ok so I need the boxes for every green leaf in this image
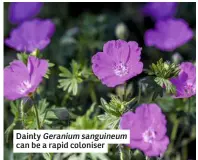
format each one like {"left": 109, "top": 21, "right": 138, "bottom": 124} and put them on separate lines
{"left": 98, "top": 113, "right": 120, "bottom": 129}
{"left": 147, "top": 58, "right": 180, "bottom": 79}
{"left": 23, "top": 99, "right": 55, "bottom": 129}
{"left": 10, "top": 100, "right": 20, "bottom": 117}
{"left": 44, "top": 60, "right": 55, "bottom": 79}
{"left": 90, "top": 153, "right": 110, "bottom": 160}
{"left": 59, "top": 66, "right": 72, "bottom": 77}
{"left": 50, "top": 108, "right": 70, "bottom": 120}
{"left": 119, "top": 145, "right": 131, "bottom": 160}
{"left": 154, "top": 77, "right": 176, "bottom": 94}
{"left": 16, "top": 53, "right": 28, "bottom": 64}
{"left": 99, "top": 96, "right": 131, "bottom": 117}
{"left": 42, "top": 153, "right": 53, "bottom": 160}
{"left": 58, "top": 60, "right": 91, "bottom": 96}
{"left": 70, "top": 103, "right": 107, "bottom": 129}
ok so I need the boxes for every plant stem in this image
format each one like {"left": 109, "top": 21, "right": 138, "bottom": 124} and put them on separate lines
{"left": 171, "top": 118, "right": 179, "bottom": 142}
{"left": 28, "top": 153, "right": 32, "bottom": 160}
{"left": 123, "top": 83, "right": 127, "bottom": 101}
{"left": 145, "top": 156, "right": 150, "bottom": 160}
{"left": 34, "top": 104, "right": 40, "bottom": 129}
{"left": 20, "top": 100, "right": 24, "bottom": 127}
{"left": 61, "top": 93, "right": 70, "bottom": 106}
{"left": 187, "top": 97, "right": 191, "bottom": 114}
{"left": 137, "top": 83, "right": 142, "bottom": 103}
{"left": 89, "top": 83, "right": 97, "bottom": 103}
{"left": 125, "top": 97, "right": 137, "bottom": 106}
{"left": 119, "top": 145, "right": 131, "bottom": 160}
{"left": 5, "top": 119, "right": 18, "bottom": 143}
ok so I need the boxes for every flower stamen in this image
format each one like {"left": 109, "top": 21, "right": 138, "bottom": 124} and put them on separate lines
{"left": 17, "top": 80, "right": 32, "bottom": 94}
{"left": 142, "top": 128, "right": 156, "bottom": 143}
{"left": 114, "top": 62, "right": 129, "bottom": 77}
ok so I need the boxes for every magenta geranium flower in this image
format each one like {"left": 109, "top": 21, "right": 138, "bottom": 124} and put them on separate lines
{"left": 144, "top": 18, "right": 193, "bottom": 51}
{"left": 171, "top": 62, "right": 196, "bottom": 98}
{"left": 4, "top": 56, "right": 48, "bottom": 100}
{"left": 142, "top": 2, "right": 177, "bottom": 21}
{"left": 5, "top": 18, "right": 55, "bottom": 53}
{"left": 9, "top": 2, "right": 43, "bottom": 24}
{"left": 91, "top": 40, "right": 143, "bottom": 87}
{"left": 120, "top": 104, "right": 169, "bottom": 157}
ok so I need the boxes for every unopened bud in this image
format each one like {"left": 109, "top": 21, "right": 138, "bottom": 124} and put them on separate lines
{"left": 30, "top": 49, "right": 39, "bottom": 57}
{"left": 171, "top": 52, "right": 183, "bottom": 64}
{"left": 115, "top": 23, "right": 129, "bottom": 40}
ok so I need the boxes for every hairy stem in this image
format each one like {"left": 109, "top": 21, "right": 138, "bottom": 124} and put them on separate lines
{"left": 34, "top": 104, "right": 41, "bottom": 129}
{"left": 20, "top": 100, "right": 24, "bottom": 127}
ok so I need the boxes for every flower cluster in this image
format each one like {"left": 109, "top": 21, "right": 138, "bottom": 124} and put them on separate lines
{"left": 91, "top": 38, "right": 195, "bottom": 157}
{"left": 5, "top": 2, "right": 55, "bottom": 53}
{"left": 4, "top": 3, "right": 52, "bottom": 100}
{"left": 4, "top": 2, "right": 196, "bottom": 160}
{"left": 143, "top": 2, "right": 193, "bottom": 52}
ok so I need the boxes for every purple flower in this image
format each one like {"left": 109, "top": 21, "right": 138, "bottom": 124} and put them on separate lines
{"left": 171, "top": 62, "right": 196, "bottom": 98}
{"left": 142, "top": 2, "right": 177, "bottom": 21}
{"left": 9, "top": 2, "right": 43, "bottom": 24}
{"left": 144, "top": 19, "right": 193, "bottom": 51}
{"left": 120, "top": 104, "right": 169, "bottom": 157}
{"left": 5, "top": 18, "right": 55, "bottom": 53}
{"left": 91, "top": 40, "right": 143, "bottom": 87}
{"left": 4, "top": 56, "right": 48, "bottom": 100}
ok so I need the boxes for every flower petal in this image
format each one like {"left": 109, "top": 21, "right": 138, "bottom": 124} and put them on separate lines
{"left": 27, "top": 56, "right": 48, "bottom": 89}
{"left": 4, "top": 60, "right": 30, "bottom": 100}
{"left": 9, "top": 2, "right": 43, "bottom": 24}
{"left": 144, "top": 136, "right": 169, "bottom": 157}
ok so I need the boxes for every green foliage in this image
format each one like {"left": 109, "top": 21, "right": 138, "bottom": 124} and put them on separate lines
{"left": 61, "top": 153, "right": 109, "bottom": 160}
{"left": 99, "top": 96, "right": 136, "bottom": 117}
{"left": 21, "top": 99, "right": 60, "bottom": 129}
{"left": 139, "top": 77, "right": 164, "bottom": 102}
{"left": 146, "top": 58, "right": 180, "bottom": 94}
{"left": 69, "top": 103, "right": 107, "bottom": 129}
{"left": 42, "top": 153, "right": 53, "bottom": 160}
{"left": 44, "top": 61, "right": 55, "bottom": 79}
{"left": 98, "top": 113, "right": 120, "bottom": 129}
{"left": 147, "top": 58, "right": 180, "bottom": 78}
{"left": 155, "top": 77, "right": 176, "bottom": 94}
{"left": 5, "top": 100, "right": 21, "bottom": 142}
{"left": 58, "top": 60, "right": 93, "bottom": 95}
{"left": 4, "top": 2, "right": 196, "bottom": 160}
{"left": 16, "top": 52, "right": 29, "bottom": 64}
{"left": 98, "top": 96, "right": 136, "bottom": 129}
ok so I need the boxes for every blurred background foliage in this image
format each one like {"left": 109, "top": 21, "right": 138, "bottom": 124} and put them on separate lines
{"left": 4, "top": 2, "right": 196, "bottom": 160}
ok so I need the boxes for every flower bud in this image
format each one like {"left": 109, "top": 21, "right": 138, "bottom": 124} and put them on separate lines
{"left": 30, "top": 49, "right": 40, "bottom": 57}
{"left": 115, "top": 23, "right": 129, "bottom": 40}
{"left": 171, "top": 52, "right": 183, "bottom": 64}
